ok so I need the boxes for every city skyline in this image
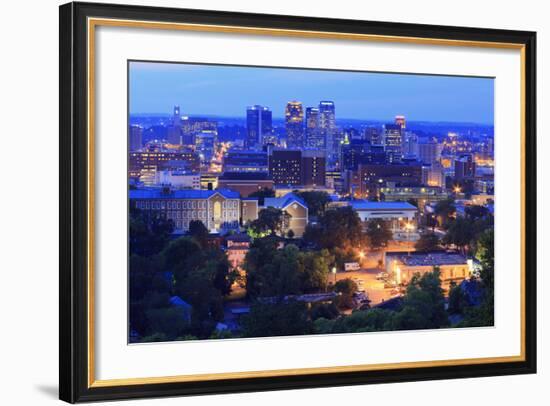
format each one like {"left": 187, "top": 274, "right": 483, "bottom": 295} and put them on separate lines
{"left": 129, "top": 61, "right": 495, "bottom": 124}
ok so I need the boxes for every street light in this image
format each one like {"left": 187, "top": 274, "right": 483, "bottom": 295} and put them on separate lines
{"left": 332, "top": 266, "right": 337, "bottom": 285}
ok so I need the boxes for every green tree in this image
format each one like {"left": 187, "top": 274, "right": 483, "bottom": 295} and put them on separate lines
{"left": 250, "top": 207, "right": 290, "bottom": 236}
{"left": 390, "top": 269, "right": 449, "bottom": 330}
{"left": 295, "top": 191, "right": 331, "bottom": 217}
{"left": 299, "top": 249, "right": 333, "bottom": 293}
{"left": 415, "top": 231, "right": 440, "bottom": 252}
{"left": 129, "top": 207, "right": 174, "bottom": 256}
{"left": 460, "top": 229, "right": 494, "bottom": 327}
{"left": 447, "top": 281, "right": 467, "bottom": 315}
{"left": 334, "top": 278, "right": 358, "bottom": 309}
{"left": 434, "top": 198, "right": 456, "bottom": 228}
{"left": 188, "top": 219, "right": 209, "bottom": 248}
{"left": 443, "top": 217, "right": 475, "bottom": 253}
{"left": 304, "top": 206, "right": 364, "bottom": 250}
{"left": 241, "top": 300, "right": 312, "bottom": 338}
{"left": 365, "top": 219, "right": 393, "bottom": 249}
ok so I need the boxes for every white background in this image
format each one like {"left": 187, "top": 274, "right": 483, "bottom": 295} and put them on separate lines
{"left": 95, "top": 24, "right": 521, "bottom": 380}
{"left": 0, "top": 0, "right": 546, "bottom": 405}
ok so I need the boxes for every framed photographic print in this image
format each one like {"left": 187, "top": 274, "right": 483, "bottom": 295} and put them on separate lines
{"left": 59, "top": 1, "right": 537, "bottom": 403}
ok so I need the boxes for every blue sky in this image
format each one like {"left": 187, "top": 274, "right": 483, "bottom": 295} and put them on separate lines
{"left": 129, "top": 61, "right": 494, "bottom": 124}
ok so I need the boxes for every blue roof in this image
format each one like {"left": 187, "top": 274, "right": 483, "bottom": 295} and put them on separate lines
{"left": 129, "top": 188, "right": 240, "bottom": 200}
{"left": 264, "top": 193, "right": 307, "bottom": 209}
{"left": 350, "top": 201, "right": 417, "bottom": 211}
{"left": 170, "top": 296, "right": 192, "bottom": 309}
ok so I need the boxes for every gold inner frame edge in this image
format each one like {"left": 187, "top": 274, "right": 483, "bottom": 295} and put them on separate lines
{"left": 86, "top": 17, "right": 527, "bottom": 388}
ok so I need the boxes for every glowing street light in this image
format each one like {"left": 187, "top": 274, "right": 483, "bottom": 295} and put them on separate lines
{"left": 332, "top": 266, "right": 337, "bottom": 285}
{"left": 453, "top": 185, "right": 462, "bottom": 194}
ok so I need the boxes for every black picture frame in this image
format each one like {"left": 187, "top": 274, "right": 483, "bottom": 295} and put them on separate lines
{"left": 60, "top": 1, "right": 537, "bottom": 403}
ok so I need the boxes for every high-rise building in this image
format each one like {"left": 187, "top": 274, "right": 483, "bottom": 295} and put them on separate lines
{"left": 454, "top": 154, "right": 476, "bottom": 180}
{"left": 195, "top": 130, "right": 216, "bottom": 163}
{"left": 301, "top": 150, "right": 326, "bottom": 187}
{"left": 173, "top": 105, "right": 181, "bottom": 126}
{"left": 341, "top": 139, "right": 371, "bottom": 171}
{"left": 395, "top": 115, "right": 406, "bottom": 129}
{"left": 129, "top": 125, "right": 143, "bottom": 152}
{"left": 268, "top": 149, "right": 326, "bottom": 187}
{"left": 285, "top": 101, "right": 304, "bottom": 148}
{"left": 384, "top": 124, "right": 403, "bottom": 163}
{"left": 269, "top": 149, "right": 302, "bottom": 186}
{"left": 319, "top": 101, "right": 336, "bottom": 153}
{"left": 358, "top": 162, "right": 423, "bottom": 197}
{"left": 402, "top": 131, "right": 419, "bottom": 157}
{"left": 305, "top": 107, "right": 322, "bottom": 148}
{"left": 365, "top": 127, "right": 382, "bottom": 145}
{"left": 418, "top": 140, "right": 442, "bottom": 165}
{"left": 246, "top": 105, "right": 272, "bottom": 149}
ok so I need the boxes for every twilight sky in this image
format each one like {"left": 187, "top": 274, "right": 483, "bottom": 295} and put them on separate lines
{"left": 129, "top": 61, "right": 494, "bottom": 124}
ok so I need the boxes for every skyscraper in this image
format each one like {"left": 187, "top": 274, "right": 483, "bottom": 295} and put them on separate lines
{"left": 173, "top": 105, "right": 182, "bottom": 126}
{"left": 365, "top": 127, "right": 382, "bottom": 145}
{"left": 285, "top": 101, "right": 304, "bottom": 148}
{"left": 395, "top": 115, "right": 406, "bottom": 130}
{"left": 319, "top": 101, "right": 336, "bottom": 153}
{"left": 418, "top": 140, "right": 442, "bottom": 165}
{"left": 454, "top": 154, "right": 476, "bottom": 180}
{"left": 246, "top": 105, "right": 272, "bottom": 149}
{"left": 129, "top": 125, "right": 143, "bottom": 152}
{"left": 305, "top": 107, "right": 322, "bottom": 148}
{"left": 384, "top": 124, "right": 403, "bottom": 163}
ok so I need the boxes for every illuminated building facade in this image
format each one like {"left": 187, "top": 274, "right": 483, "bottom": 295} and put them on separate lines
{"left": 285, "top": 101, "right": 304, "bottom": 148}
{"left": 383, "top": 124, "right": 403, "bottom": 163}
{"left": 129, "top": 125, "right": 143, "bottom": 152}
{"left": 130, "top": 189, "right": 248, "bottom": 233}
{"left": 305, "top": 107, "right": 323, "bottom": 148}
{"left": 246, "top": 105, "right": 272, "bottom": 149}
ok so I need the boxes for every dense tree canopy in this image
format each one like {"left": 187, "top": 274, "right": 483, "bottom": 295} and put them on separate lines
{"left": 129, "top": 208, "right": 174, "bottom": 256}
{"left": 247, "top": 187, "right": 275, "bottom": 205}
{"left": 303, "top": 206, "right": 364, "bottom": 250}
{"left": 294, "top": 191, "right": 331, "bottom": 217}
{"left": 365, "top": 219, "right": 393, "bottom": 249}
{"left": 249, "top": 207, "right": 290, "bottom": 237}
{"left": 415, "top": 231, "right": 441, "bottom": 252}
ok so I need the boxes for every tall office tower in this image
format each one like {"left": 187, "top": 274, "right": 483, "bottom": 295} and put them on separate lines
{"left": 129, "top": 125, "right": 143, "bottom": 152}
{"left": 285, "top": 101, "right": 304, "bottom": 148}
{"left": 395, "top": 115, "right": 406, "bottom": 129}
{"left": 319, "top": 101, "right": 336, "bottom": 153}
{"left": 173, "top": 105, "right": 181, "bottom": 126}
{"left": 383, "top": 123, "right": 403, "bottom": 163}
{"left": 301, "top": 150, "right": 326, "bottom": 187}
{"left": 195, "top": 130, "right": 217, "bottom": 163}
{"left": 454, "top": 154, "right": 476, "bottom": 180}
{"left": 365, "top": 127, "right": 383, "bottom": 145}
{"left": 417, "top": 139, "right": 442, "bottom": 165}
{"left": 305, "top": 107, "right": 323, "bottom": 148}
{"left": 402, "top": 131, "right": 419, "bottom": 157}
{"left": 269, "top": 149, "right": 302, "bottom": 186}
{"left": 341, "top": 139, "right": 371, "bottom": 171}
{"left": 246, "top": 105, "right": 272, "bottom": 149}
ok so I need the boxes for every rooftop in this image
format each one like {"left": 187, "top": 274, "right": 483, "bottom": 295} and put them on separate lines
{"left": 129, "top": 188, "right": 240, "bottom": 200}
{"left": 350, "top": 201, "right": 417, "bottom": 211}
{"left": 219, "top": 172, "right": 272, "bottom": 181}
{"left": 386, "top": 250, "right": 468, "bottom": 266}
{"left": 264, "top": 192, "right": 307, "bottom": 209}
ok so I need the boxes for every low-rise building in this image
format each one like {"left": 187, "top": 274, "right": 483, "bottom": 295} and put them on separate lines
{"left": 348, "top": 201, "right": 418, "bottom": 234}
{"left": 384, "top": 250, "right": 473, "bottom": 291}
{"left": 225, "top": 233, "right": 251, "bottom": 270}
{"left": 263, "top": 193, "right": 309, "bottom": 237}
{"left": 155, "top": 170, "right": 201, "bottom": 189}
{"left": 130, "top": 188, "right": 254, "bottom": 234}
